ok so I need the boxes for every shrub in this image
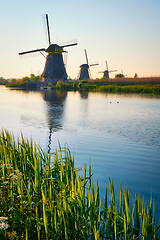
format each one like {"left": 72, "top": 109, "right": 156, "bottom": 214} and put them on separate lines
{"left": 78, "top": 82, "right": 82, "bottom": 88}
{"left": 56, "top": 80, "right": 64, "bottom": 89}
{"left": 115, "top": 73, "right": 125, "bottom": 78}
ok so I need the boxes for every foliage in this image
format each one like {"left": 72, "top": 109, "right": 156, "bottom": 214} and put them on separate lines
{"left": 6, "top": 75, "right": 42, "bottom": 88}
{"left": 134, "top": 73, "right": 138, "bottom": 78}
{"left": 54, "top": 80, "right": 160, "bottom": 94}
{"left": 6, "top": 82, "right": 26, "bottom": 88}
{"left": 80, "top": 80, "right": 88, "bottom": 83}
{"left": 29, "top": 75, "right": 42, "bottom": 82}
{"left": 11, "top": 79, "right": 17, "bottom": 83}
{"left": 5, "top": 74, "right": 160, "bottom": 93}
{"left": 0, "top": 129, "right": 159, "bottom": 239}
{"left": 78, "top": 82, "right": 82, "bottom": 88}
{"left": 21, "top": 76, "right": 29, "bottom": 82}
{"left": 0, "top": 78, "right": 8, "bottom": 85}
{"left": 115, "top": 73, "right": 125, "bottom": 78}
{"left": 72, "top": 82, "right": 77, "bottom": 90}
{"left": 56, "top": 80, "right": 65, "bottom": 89}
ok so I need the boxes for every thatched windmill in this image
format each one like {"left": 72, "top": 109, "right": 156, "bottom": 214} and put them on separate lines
{"left": 78, "top": 49, "right": 98, "bottom": 80}
{"left": 19, "top": 14, "right": 77, "bottom": 82}
{"left": 99, "top": 61, "right": 117, "bottom": 78}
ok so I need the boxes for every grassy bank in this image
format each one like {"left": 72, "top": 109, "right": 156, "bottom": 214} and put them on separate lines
{"left": 55, "top": 80, "right": 160, "bottom": 94}
{"left": 5, "top": 77, "right": 160, "bottom": 94}
{"left": 0, "top": 129, "right": 159, "bottom": 239}
{"left": 5, "top": 75, "right": 42, "bottom": 89}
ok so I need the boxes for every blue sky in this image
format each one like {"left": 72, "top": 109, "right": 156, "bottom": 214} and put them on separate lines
{"left": 0, "top": 0, "right": 160, "bottom": 79}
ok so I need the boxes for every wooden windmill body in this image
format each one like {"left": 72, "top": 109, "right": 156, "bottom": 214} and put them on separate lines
{"left": 19, "top": 14, "right": 77, "bottom": 82}
{"left": 78, "top": 49, "right": 98, "bottom": 80}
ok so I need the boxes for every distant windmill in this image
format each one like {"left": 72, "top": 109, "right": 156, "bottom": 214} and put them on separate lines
{"left": 19, "top": 14, "right": 77, "bottom": 81}
{"left": 121, "top": 69, "right": 127, "bottom": 77}
{"left": 78, "top": 49, "right": 98, "bottom": 80}
{"left": 99, "top": 61, "right": 117, "bottom": 78}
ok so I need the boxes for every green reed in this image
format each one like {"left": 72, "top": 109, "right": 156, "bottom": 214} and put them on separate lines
{"left": 0, "top": 129, "right": 159, "bottom": 239}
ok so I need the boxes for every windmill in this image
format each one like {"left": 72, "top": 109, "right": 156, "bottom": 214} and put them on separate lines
{"left": 19, "top": 14, "right": 77, "bottom": 82}
{"left": 121, "top": 69, "right": 127, "bottom": 77}
{"left": 99, "top": 61, "right": 117, "bottom": 78}
{"left": 78, "top": 49, "right": 98, "bottom": 80}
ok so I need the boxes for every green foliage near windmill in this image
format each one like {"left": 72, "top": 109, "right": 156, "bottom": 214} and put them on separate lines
{"left": 115, "top": 73, "right": 125, "bottom": 78}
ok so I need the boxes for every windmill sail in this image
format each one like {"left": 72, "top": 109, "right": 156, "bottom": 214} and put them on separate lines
{"left": 19, "top": 48, "right": 45, "bottom": 55}
{"left": 46, "top": 14, "right": 51, "bottom": 45}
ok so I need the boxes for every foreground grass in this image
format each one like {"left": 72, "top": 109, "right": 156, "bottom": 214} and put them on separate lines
{"left": 0, "top": 130, "right": 159, "bottom": 239}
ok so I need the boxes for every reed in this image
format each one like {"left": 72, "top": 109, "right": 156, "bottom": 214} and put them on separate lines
{"left": 55, "top": 81, "right": 160, "bottom": 94}
{"left": 0, "top": 129, "right": 159, "bottom": 239}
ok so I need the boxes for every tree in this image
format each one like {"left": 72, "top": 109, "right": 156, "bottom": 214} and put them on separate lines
{"left": 0, "top": 77, "right": 7, "bottom": 85}
{"left": 134, "top": 73, "right": 138, "bottom": 78}
{"left": 115, "top": 73, "right": 124, "bottom": 78}
{"left": 11, "top": 78, "right": 17, "bottom": 82}
{"left": 21, "top": 77, "right": 29, "bottom": 83}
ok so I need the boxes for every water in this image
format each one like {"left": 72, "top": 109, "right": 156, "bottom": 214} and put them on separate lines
{"left": 0, "top": 85, "right": 160, "bottom": 226}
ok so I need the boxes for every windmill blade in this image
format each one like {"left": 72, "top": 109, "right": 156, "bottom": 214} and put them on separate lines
{"left": 46, "top": 14, "right": 51, "bottom": 45}
{"left": 84, "top": 49, "right": 89, "bottom": 65}
{"left": 89, "top": 63, "right": 99, "bottom": 67}
{"left": 60, "top": 43, "right": 77, "bottom": 48}
{"left": 106, "top": 61, "right": 108, "bottom": 70}
{"left": 99, "top": 71, "right": 105, "bottom": 73}
{"left": 106, "top": 61, "right": 108, "bottom": 71}
{"left": 19, "top": 48, "right": 45, "bottom": 55}
{"left": 108, "top": 70, "right": 117, "bottom": 73}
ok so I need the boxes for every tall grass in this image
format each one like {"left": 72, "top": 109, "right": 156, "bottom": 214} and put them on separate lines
{"left": 0, "top": 129, "right": 159, "bottom": 239}
{"left": 55, "top": 80, "right": 160, "bottom": 94}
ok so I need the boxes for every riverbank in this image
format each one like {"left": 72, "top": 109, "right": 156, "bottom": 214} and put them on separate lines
{"left": 57, "top": 79, "right": 160, "bottom": 94}
{"left": 0, "top": 129, "right": 159, "bottom": 239}
{"left": 4, "top": 76, "right": 160, "bottom": 94}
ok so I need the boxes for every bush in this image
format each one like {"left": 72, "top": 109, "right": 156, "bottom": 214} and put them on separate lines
{"left": 56, "top": 80, "right": 64, "bottom": 89}
{"left": 78, "top": 82, "right": 82, "bottom": 88}
{"left": 72, "top": 82, "right": 77, "bottom": 90}
{"left": 115, "top": 73, "right": 125, "bottom": 78}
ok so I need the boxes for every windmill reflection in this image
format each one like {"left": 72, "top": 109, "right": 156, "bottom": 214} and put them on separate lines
{"left": 42, "top": 90, "right": 67, "bottom": 152}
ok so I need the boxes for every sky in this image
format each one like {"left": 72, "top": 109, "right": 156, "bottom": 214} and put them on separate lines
{"left": 0, "top": 0, "right": 160, "bottom": 79}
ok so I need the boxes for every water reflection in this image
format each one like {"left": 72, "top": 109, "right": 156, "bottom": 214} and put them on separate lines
{"left": 1, "top": 87, "right": 160, "bottom": 230}
{"left": 79, "top": 91, "right": 88, "bottom": 99}
{"left": 42, "top": 90, "right": 67, "bottom": 151}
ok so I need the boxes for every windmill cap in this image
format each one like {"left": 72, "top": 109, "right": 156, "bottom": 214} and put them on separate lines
{"left": 46, "top": 44, "right": 64, "bottom": 53}
{"left": 80, "top": 64, "right": 89, "bottom": 68}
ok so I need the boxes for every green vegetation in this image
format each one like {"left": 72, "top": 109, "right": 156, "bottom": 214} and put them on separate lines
{"left": 4, "top": 76, "right": 160, "bottom": 94}
{"left": 54, "top": 80, "right": 160, "bottom": 94}
{"left": 115, "top": 73, "right": 125, "bottom": 78}
{"left": 0, "top": 78, "right": 8, "bottom": 85}
{"left": 0, "top": 129, "right": 159, "bottom": 239}
{"left": 134, "top": 73, "right": 138, "bottom": 78}
{"left": 6, "top": 75, "right": 42, "bottom": 88}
